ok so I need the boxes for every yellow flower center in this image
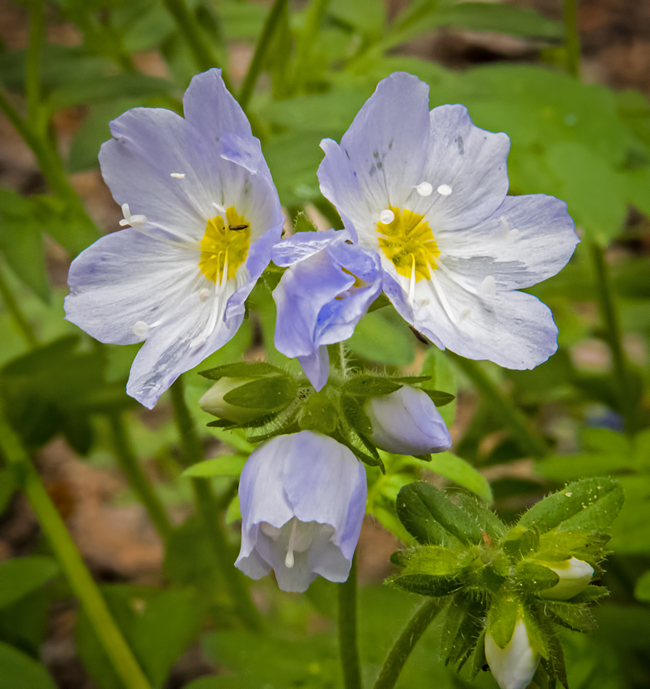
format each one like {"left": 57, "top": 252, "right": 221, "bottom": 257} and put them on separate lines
{"left": 377, "top": 205, "right": 440, "bottom": 281}
{"left": 199, "top": 206, "right": 251, "bottom": 283}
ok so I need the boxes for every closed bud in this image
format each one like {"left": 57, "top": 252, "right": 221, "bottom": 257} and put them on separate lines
{"left": 485, "top": 617, "right": 541, "bottom": 689}
{"left": 199, "top": 377, "right": 265, "bottom": 423}
{"left": 364, "top": 386, "right": 451, "bottom": 455}
{"left": 537, "top": 557, "right": 594, "bottom": 600}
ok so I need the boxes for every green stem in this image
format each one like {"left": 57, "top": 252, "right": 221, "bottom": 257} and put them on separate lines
{"left": 338, "top": 555, "right": 362, "bottom": 689}
{"left": 108, "top": 413, "right": 173, "bottom": 541}
{"left": 0, "top": 266, "right": 38, "bottom": 348}
{"left": 563, "top": 0, "right": 581, "bottom": 79}
{"left": 373, "top": 599, "right": 441, "bottom": 689}
{"left": 590, "top": 244, "right": 637, "bottom": 433}
{"left": 26, "top": 0, "right": 45, "bottom": 129}
{"left": 161, "top": 0, "right": 232, "bottom": 89}
{"left": 447, "top": 353, "right": 549, "bottom": 459}
{"left": 238, "top": 0, "right": 288, "bottom": 109}
{"left": 291, "top": 0, "right": 329, "bottom": 92}
{"left": 170, "top": 377, "right": 262, "bottom": 631}
{"left": 0, "top": 409, "right": 152, "bottom": 689}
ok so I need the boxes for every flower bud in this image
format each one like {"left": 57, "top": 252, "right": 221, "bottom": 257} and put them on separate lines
{"left": 236, "top": 431, "right": 367, "bottom": 592}
{"left": 485, "top": 618, "right": 541, "bottom": 689}
{"left": 199, "top": 377, "right": 265, "bottom": 423}
{"left": 364, "top": 386, "right": 451, "bottom": 455}
{"left": 537, "top": 557, "right": 594, "bottom": 600}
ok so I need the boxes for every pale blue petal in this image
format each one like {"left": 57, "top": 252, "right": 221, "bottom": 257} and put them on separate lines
{"left": 298, "top": 347, "right": 329, "bottom": 392}
{"left": 272, "top": 229, "right": 342, "bottom": 267}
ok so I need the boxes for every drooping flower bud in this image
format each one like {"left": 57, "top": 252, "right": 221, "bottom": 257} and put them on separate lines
{"left": 199, "top": 377, "right": 265, "bottom": 423}
{"left": 485, "top": 617, "right": 541, "bottom": 689}
{"left": 364, "top": 385, "right": 451, "bottom": 455}
{"left": 537, "top": 557, "right": 594, "bottom": 600}
{"left": 235, "top": 431, "right": 367, "bottom": 592}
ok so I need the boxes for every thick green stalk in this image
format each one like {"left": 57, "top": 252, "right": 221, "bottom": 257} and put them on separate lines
{"left": 590, "top": 244, "right": 637, "bottom": 433}
{"left": 0, "top": 409, "right": 152, "bottom": 689}
{"left": 170, "top": 377, "right": 262, "bottom": 631}
{"left": 338, "top": 555, "right": 362, "bottom": 689}
{"left": 563, "top": 0, "right": 581, "bottom": 79}
{"left": 238, "top": 0, "right": 288, "bottom": 109}
{"left": 373, "top": 599, "right": 441, "bottom": 689}
{"left": 448, "top": 353, "right": 549, "bottom": 459}
{"left": 108, "top": 413, "right": 173, "bottom": 541}
{"left": 0, "top": 266, "right": 38, "bottom": 348}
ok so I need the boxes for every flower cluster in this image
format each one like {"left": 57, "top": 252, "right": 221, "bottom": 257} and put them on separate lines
{"left": 64, "top": 69, "right": 578, "bottom": 597}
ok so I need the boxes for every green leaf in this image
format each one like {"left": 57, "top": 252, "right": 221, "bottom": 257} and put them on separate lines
{"left": 517, "top": 477, "right": 624, "bottom": 534}
{"left": 420, "top": 389, "right": 456, "bottom": 407}
{"left": 0, "top": 557, "right": 59, "bottom": 609}
{"left": 182, "top": 454, "right": 247, "bottom": 478}
{"left": 223, "top": 377, "right": 296, "bottom": 410}
{"left": 343, "top": 376, "right": 402, "bottom": 397}
{"left": 347, "top": 308, "right": 415, "bottom": 365}
{"left": 298, "top": 394, "right": 338, "bottom": 434}
{"left": 487, "top": 594, "right": 520, "bottom": 649}
{"left": 293, "top": 211, "right": 318, "bottom": 233}
{"left": 420, "top": 347, "right": 457, "bottom": 426}
{"left": 546, "top": 601, "right": 597, "bottom": 633}
{"left": 340, "top": 394, "right": 373, "bottom": 436}
{"left": 388, "top": 546, "right": 466, "bottom": 597}
{"left": 515, "top": 562, "right": 560, "bottom": 593}
{"left": 428, "top": 452, "right": 493, "bottom": 502}
{"left": 0, "top": 640, "right": 57, "bottom": 689}
{"left": 199, "top": 361, "right": 286, "bottom": 381}
{"left": 329, "top": 0, "right": 386, "bottom": 35}
{"left": 397, "top": 481, "right": 485, "bottom": 546}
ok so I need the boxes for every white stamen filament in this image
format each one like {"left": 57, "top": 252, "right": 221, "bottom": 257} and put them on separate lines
{"left": 170, "top": 173, "right": 186, "bottom": 179}
{"left": 119, "top": 203, "right": 147, "bottom": 228}
{"left": 379, "top": 209, "right": 395, "bottom": 224}
{"left": 500, "top": 216, "right": 519, "bottom": 242}
{"left": 415, "top": 182, "right": 433, "bottom": 197}
{"left": 190, "top": 256, "right": 229, "bottom": 349}
{"left": 437, "top": 184, "right": 452, "bottom": 196}
{"left": 429, "top": 271, "right": 458, "bottom": 324}
{"left": 409, "top": 255, "right": 417, "bottom": 304}
{"left": 212, "top": 202, "right": 227, "bottom": 214}
{"left": 285, "top": 518, "right": 298, "bottom": 568}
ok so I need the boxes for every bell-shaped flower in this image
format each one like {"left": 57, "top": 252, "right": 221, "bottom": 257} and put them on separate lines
{"left": 64, "top": 69, "right": 284, "bottom": 408}
{"left": 364, "top": 385, "right": 451, "bottom": 455}
{"left": 199, "top": 377, "right": 266, "bottom": 423}
{"left": 537, "top": 557, "right": 594, "bottom": 600}
{"left": 235, "top": 430, "right": 367, "bottom": 592}
{"left": 485, "top": 618, "right": 541, "bottom": 689}
{"left": 318, "top": 72, "right": 579, "bottom": 370}
{"left": 272, "top": 230, "right": 382, "bottom": 390}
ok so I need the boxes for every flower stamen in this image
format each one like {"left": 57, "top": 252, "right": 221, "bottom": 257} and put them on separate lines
{"left": 199, "top": 206, "right": 251, "bottom": 284}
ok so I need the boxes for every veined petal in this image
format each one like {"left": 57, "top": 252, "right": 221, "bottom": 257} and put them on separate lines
{"left": 297, "top": 347, "right": 329, "bottom": 392}
{"left": 272, "top": 229, "right": 343, "bottom": 267}
{"left": 438, "top": 194, "right": 579, "bottom": 289}
{"left": 411, "top": 104, "right": 511, "bottom": 230}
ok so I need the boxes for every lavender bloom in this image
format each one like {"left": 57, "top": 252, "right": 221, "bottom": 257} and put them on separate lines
{"left": 318, "top": 72, "right": 579, "bottom": 370}
{"left": 236, "top": 431, "right": 367, "bottom": 593}
{"left": 64, "top": 69, "right": 284, "bottom": 408}
{"left": 273, "top": 230, "right": 382, "bottom": 390}
{"left": 364, "top": 386, "right": 451, "bottom": 455}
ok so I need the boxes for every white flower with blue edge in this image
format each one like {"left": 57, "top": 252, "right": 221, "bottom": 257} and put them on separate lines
{"left": 236, "top": 431, "right": 367, "bottom": 593}
{"left": 318, "top": 72, "right": 579, "bottom": 370}
{"left": 364, "top": 385, "right": 451, "bottom": 455}
{"left": 64, "top": 69, "right": 284, "bottom": 408}
{"left": 272, "top": 229, "right": 382, "bottom": 390}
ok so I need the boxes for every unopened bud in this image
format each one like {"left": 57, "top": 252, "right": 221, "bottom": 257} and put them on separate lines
{"left": 537, "top": 557, "right": 594, "bottom": 600}
{"left": 485, "top": 618, "right": 540, "bottom": 689}
{"left": 364, "top": 386, "right": 451, "bottom": 455}
{"left": 199, "top": 377, "right": 266, "bottom": 423}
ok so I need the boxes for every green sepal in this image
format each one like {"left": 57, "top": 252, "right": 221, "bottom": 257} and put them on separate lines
{"left": 199, "top": 361, "right": 286, "bottom": 381}
{"left": 413, "top": 453, "right": 432, "bottom": 462}
{"left": 387, "top": 572, "right": 464, "bottom": 598}
{"left": 517, "top": 477, "right": 624, "bottom": 534}
{"left": 520, "top": 603, "right": 550, "bottom": 658}
{"left": 223, "top": 377, "right": 296, "bottom": 411}
{"left": 343, "top": 376, "right": 402, "bottom": 397}
{"left": 568, "top": 584, "right": 609, "bottom": 604}
{"left": 486, "top": 593, "right": 519, "bottom": 649}
{"left": 397, "top": 482, "right": 485, "bottom": 546}
{"left": 298, "top": 393, "right": 338, "bottom": 434}
{"left": 391, "top": 376, "right": 432, "bottom": 385}
{"left": 447, "top": 601, "right": 486, "bottom": 668}
{"left": 420, "top": 389, "right": 456, "bottom": 407}
{"left": 545, "top": 601, "right": 597, "bottom": 633}
{"left": 515, "top": 562, "right": 560, "bottom": 593}
{"left": 535, "top": 529, "right": 611, "bottom": 565}
{"left": 536, "top": 608, "right": 567, "bottom": 686}
{"left": 368, "top": 293, "right": 391, "bottom": 312}
{"left": 293, "top": 210, "right": 318, "bottom": 233}
{"left": 503, "top": 525, "right": 540, "bottom": 560}
{"left": 206, "top": 419, "right": 239, "bottom": 429}
{"left": 341, "top": 394, "right": 373, "bottom": 436}
{"left": 468, "top": 627, "right": 488, "bottom": 680}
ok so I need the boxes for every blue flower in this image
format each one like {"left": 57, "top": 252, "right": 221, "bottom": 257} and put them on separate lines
{"left": 273, "top": 230, "right": 382, "bottom": 390}
{"left": 364, "top": 386, "right": 451, "bottom": 455}
{"left": 318, "top": 72, "right": 579, "bottom": 370}
{"left": 64, "top": 69, "right": 284, "bottom": 408}
{"left": 236, "top": 431, "right": 367, "bottom": 593}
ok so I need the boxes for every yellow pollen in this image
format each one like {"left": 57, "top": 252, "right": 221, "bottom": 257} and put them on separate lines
{"left": 377, "top": 205, "right": 440, "bottom": 281}
{"left": 199, "top": 206, "right": 251, "bottom": 283}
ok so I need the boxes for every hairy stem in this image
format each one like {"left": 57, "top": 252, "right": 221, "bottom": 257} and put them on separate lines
{"left": 0, "top": 266, "right": 38, "bottom": 348}
{"left": 339, "top": 555, "right": 362, "bottom": 689}
{"left": 447, "top": 353, "right": 549, "bottom": 459}
{"left": 0, "top": 409, "right": 152, "bottom": 689}
{"left": 373, "top": 599, "right": 441, "bottom": 689}
{"left": 170, "top": 376, "right": 262, "bottom": 631}
{"left": 108, "top": 413, "right": 173, "bottom": 541}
